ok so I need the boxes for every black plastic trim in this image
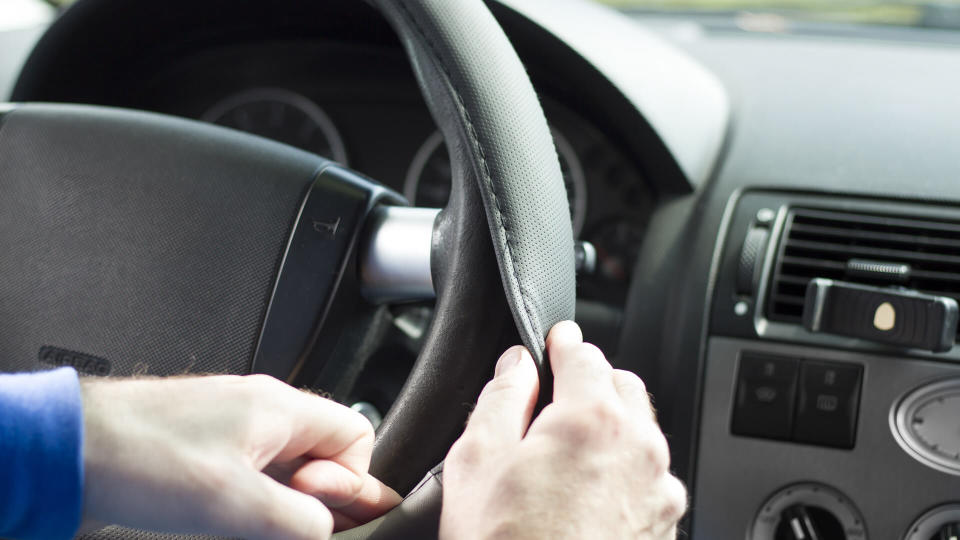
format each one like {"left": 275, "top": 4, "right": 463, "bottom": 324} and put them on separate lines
{"left": 251, "top": 164, "right": 404, "bottom": 381}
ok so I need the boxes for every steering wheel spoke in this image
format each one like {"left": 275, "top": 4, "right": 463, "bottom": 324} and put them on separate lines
{"left": 250, "top": 164, "right": 404, "bottom": 381}
{"left": 359, "top": 206, "right": 440, "bottom": 305}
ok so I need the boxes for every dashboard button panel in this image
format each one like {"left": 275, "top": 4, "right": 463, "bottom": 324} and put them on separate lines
{"left": 793, "top": 361, "right": 863, "bottom": 448}
{"left": 732, "top": 354, "right": 863, "bottom": 448}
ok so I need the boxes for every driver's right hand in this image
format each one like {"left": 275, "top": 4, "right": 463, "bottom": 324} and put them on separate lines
{"left": 440, "top": 321, "right": 688, "bottom": 540}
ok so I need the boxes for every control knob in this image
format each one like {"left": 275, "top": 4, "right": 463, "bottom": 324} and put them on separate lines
{"left": 904, "top": 505, "right": 960, "bottom": 540}
{"left": 775, "top": 504, "right": 845, "bottom": 539}
{"left": 751, "top": 483, "right": 866, "bottom": 540}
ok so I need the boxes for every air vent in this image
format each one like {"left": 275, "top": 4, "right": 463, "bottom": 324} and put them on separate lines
{"left": 767, "top": 208, "right": 960, "bottom": 340}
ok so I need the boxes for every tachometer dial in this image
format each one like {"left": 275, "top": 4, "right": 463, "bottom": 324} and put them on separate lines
{"left": 202, "top": 88, "right": 348, "bottom": 164}
{"left": 403, "top": 127, "right": 587, "bottom": 235}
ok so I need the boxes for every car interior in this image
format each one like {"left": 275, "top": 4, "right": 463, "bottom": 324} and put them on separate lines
{"left": 2, "top": 0, "right": 960, "bottom": 538}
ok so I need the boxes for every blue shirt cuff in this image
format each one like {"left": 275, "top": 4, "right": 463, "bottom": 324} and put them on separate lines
{"left": 0, "top": 367, "right": 84, "bottom": 540}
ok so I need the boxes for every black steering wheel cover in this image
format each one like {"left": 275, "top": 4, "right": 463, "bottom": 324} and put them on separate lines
{"left": 374, "top": 0, "right": 577, "bottom": 366}
{"left": 367, "top": 0, "right": 576, "bottom": 494}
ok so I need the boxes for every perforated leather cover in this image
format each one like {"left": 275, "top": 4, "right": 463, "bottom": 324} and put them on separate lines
{"left": 332, "top": 464, "right": 443, "bottom": 540}
{"left": 374, "top": 0, "right": 576, "bottom": 366}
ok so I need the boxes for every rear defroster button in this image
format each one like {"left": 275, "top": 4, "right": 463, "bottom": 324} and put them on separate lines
{"left": 793, "top": 361, "right": 863, "bottom": 448}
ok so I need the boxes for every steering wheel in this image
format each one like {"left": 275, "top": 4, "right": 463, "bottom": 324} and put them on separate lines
{"left": 0, "top": 0, "right": 575, "bottom": 537}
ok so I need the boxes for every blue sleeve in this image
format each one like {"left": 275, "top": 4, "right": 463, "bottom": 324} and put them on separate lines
{"left": 0, "top": 367, "right": 84, "bottom": 540}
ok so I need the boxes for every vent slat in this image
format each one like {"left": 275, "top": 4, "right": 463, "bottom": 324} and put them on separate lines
{"left": 766, "top": 207, "right": 960, "bottom": 342}
{"left": 780, "top": 256, "right": 846, "bottom": 271}
{"left": 790, "top": 223, "right": 960, "bottom": 251}
{"left": 786, "top": 239, "right": 960, "bottom": 266}
{"left": 912, "top": 269, "right": 960, "bottom": 284}
{"left": 793, "top": 208, "right": 960, "bottom": 237}
{"left": 771, "top": 294, "right": 805, "bottom": 306}
{"left": 776, "top": 275, "right": 813, "bottom": 286}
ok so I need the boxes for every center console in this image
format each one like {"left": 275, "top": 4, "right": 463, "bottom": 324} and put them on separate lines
{"left": 693, "top": 191, "right": 960, "bottom": 539}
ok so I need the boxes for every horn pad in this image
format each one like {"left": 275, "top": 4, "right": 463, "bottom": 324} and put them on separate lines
{"left": 0, "top": 104, "right": 325, "bottom": 378}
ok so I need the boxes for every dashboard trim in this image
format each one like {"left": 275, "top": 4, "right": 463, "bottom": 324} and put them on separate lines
{"left": 498, "top": 0, "right": 730, "bottom": 187}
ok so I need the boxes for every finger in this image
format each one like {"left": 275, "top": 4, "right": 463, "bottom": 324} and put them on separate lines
{"left": 330, "top": 509, "right": 360, "bottom": 532}
{"left": 289, "top": 460, "right": 365, "bottom": 508}
{"left": 273, "top": 390, "right": 375, "bottom": 478}
{"left": 463, "top": 345, "right": 540, "bottom": 446}
{"left": 331, "top": 473, "right": 402, "bottom": 526}
{"left": 612, "top": 369, "right": 656, "bottom": 423}
{"left": 548, "top": 326, "right": 614, "bottom": 401}
{"left": 545, "top": 320, "right": 583, "bottom": 350}
{"left": 231, "top": 473, "right": 335, "bottom": 540}
{"left": 262, "top": 456, "right": 308, "bottom": 485}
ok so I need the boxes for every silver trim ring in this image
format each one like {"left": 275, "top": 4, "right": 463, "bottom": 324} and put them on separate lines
{"left": 202, "top": 87, "right": 349, "bottom": 165}
{"left": 891, "top": 377, "right": 960, "bottom": 476}
{"left": 902, "top": 504, "right": 960, "bottom": 540}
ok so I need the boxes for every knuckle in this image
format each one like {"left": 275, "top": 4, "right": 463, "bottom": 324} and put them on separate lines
{"left": 556, "top": 399, "right": 625, "bottom": 443}
{"left": 635, "top": 429, "right": 671, "bottom": 475}
{"left": 660, "top": 476, "right": 689, "bottom": 523}
{"left": 585, "top": 398, "right": 626, "bottom": 428}
{"left": 447, "top": 435, "right": 489, "bottom": 469}
{"left": 305, "top": 506, "right": 334, "bottom": 540}
{"left": 254, "top": 505, "right": 286, "bottom": 540}
{"left": 614, "top": 369, "right": 646, "bottom": 394}
{"left": 359, "top": 416, "right": 376, "bottom": 444}
{"left": 347, "top": 408, "right": 376, "bottom": 442}
{"left": 246, "top": 373, "right": 283, "bottom": 393}
{"left": 493, "top": 463, "right": 536, "bottom": 499}
{"left": 579, "top": 342, "right": 609, "bottom": 364}
{"left": 331, "top": 470, "right": 366, "bottom": 504}
{"left": 318, "top": 506, "right": 335, "bottom": 538}
{"left": 559, "top": 413, "right": 596, "bottom": 443}
{"left": 256, "top": 493, "right": 333, "bottom": 540}
{"left": 481, "top": 370, "right": 528, "bottom": 398}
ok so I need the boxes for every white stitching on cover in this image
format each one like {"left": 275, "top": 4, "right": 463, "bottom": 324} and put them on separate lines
{"left": 392, "top": 0, "right": 544, "bottom": 345}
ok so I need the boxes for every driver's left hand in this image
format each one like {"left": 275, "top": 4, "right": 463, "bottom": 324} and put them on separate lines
{"left": 80, "top": 374, "right": 401, "bottom": 540}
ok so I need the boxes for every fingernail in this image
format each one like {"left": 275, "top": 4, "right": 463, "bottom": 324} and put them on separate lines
{"left": 548, "top": 320, "right": 583, "bottom": 347}
{"left": 494, "top": 346, "right": 526, "bottom": 377}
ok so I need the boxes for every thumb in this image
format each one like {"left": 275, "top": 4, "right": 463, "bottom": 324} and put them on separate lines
{"left": 230, "top": 473, "right": 335, "bottom": 540}
{"left": 463, "top": 345, "right": 540, "bottom": 445}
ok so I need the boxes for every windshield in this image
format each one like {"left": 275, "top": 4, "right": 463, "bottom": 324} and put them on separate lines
{"left": 25, "top": 0, "right": 960, "bottom": 30}
{"left": 594, "top": 0, "right": 960, "bottom": 29}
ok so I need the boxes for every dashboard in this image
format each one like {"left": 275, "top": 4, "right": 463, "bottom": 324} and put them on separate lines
{"left": 8, "top": 0, "right": 960, "bottom": 538}
{"left": 21, "top": 28, "right": 656, "bottom": 335}
{"left": 133, "top": 40, "right": 654, "bottom": 306}
{"left": 624, "top": 17, "right": 960, "bottom": 540}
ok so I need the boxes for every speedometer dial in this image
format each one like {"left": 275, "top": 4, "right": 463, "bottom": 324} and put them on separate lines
{"left": 202, "top": 88, "right": 348, "bottom": 164}
{"left": 403, "top": 127, "right": 587, "bottom": 235}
